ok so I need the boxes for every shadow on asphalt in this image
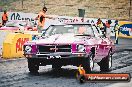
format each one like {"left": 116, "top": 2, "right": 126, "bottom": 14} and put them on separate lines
{"left": 43, "top": 68, "right": 77, "bottom": 78}
{"left": 28, "top": 68, "right": 111, "bottom": 78}
{"left": 29, "top": 68, "right": 78, "bottom": 78}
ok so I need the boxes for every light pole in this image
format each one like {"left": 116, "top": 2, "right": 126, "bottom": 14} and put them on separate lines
{"left": 43, "top": 0, "right": 45, "bottom": 7}
{"left": 129, "top": 0, "right": 132, "bottom": 20}
{"left": 22, "top": 0, "right": 24, "bottom": 9}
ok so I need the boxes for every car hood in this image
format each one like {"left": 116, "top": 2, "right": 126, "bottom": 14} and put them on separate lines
{"left": 25, "top": 33, "right": 113, "bottom": 46}
{"left": 28, "top": 33, "right": 94, "bottom": 45}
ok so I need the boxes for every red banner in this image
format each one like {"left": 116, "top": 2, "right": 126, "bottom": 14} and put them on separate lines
{"left": 16, "top": 38, "right": 29, "bottom": 53}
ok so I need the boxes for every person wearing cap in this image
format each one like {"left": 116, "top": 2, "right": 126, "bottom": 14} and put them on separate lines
{"left": 2, "top": 10, "right": 8, "bottom": 26}
{"left": 35, "top": 7, "right": 54, "bottom": 33}
{"left": 114, "top": 20, "right": 120, "bottom": 44}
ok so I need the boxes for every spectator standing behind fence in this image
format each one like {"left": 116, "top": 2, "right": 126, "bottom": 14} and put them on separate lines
{"left": 114, "top": 20, "right": 120, "bottom": 44}
{"left": 35, "top": 7, "right": 55, "bottom": 33}
{"left": 2, "top": 10, "right": 8, "bottom": 26}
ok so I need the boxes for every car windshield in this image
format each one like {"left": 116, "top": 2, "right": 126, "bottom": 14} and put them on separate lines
{"left": 44, "top": 24, "right": 95, "bottom": 36}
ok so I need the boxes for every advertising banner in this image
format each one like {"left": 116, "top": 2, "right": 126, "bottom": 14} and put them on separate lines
{"left": 119, "top": 21, "right": 132, "bottom": 38}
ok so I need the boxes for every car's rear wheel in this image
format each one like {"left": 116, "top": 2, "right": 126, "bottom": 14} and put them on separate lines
{"left": 83, "top": 52, "right": 94, "bottom": 73}
{"left": 98, "top": 50, "right": 112, "bottom": 72}
{"left": 28, "top": 59, "right": 39, "bottom": 74}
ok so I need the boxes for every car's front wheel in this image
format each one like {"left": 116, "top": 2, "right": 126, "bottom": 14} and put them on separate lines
{"left": 28, "top": 59, "right": 39, "bottom": 74}
{"left": 52, "top": 64, "right": 62, "bottom": 70}
{"left": 83, "top": 52, "right": 94, "bottom": 73}
{"left": 98, "top": 50, "right": 112, "bottom": 72}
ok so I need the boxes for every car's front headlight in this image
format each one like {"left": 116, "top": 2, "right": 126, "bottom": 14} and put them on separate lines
{"left": 25, "top": 45, "right": 32, "bottom": 53}
{"left": 77, "top": 45, "right": 85, "bottom": 52}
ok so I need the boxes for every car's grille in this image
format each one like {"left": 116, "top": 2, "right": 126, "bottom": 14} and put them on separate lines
{"left": 38, "top": 44, "right": 71, "bottom": 53}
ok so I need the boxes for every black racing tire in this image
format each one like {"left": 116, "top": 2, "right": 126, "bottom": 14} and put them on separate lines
{"left": 52, "top": 64, "right": 62, "bottom": 70}
{"left": 83, "top": 52, "right": 94, "bottom": 73}
{"left": 98, "top": 50, "right": 112, "bottom": 72}
{"left": 28, "top": 59, "right": 39, "bottom": 74}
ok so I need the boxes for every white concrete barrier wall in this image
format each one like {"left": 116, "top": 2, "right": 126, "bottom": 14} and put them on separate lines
{"left": 0, "top": 12, "right": 116, "bottom": 29}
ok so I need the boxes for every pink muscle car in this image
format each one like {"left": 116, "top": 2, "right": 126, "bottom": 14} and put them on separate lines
{"left": 23, "top": 23, "right": 115, "bottom": 74}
